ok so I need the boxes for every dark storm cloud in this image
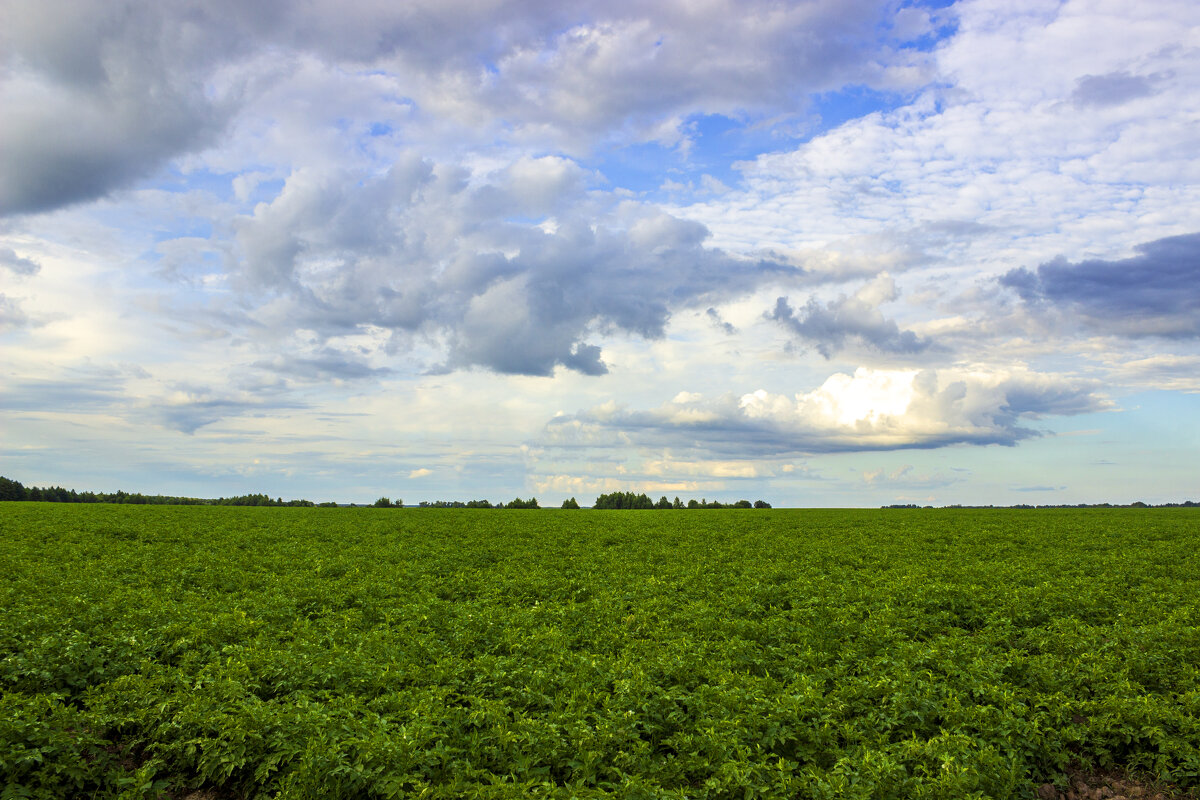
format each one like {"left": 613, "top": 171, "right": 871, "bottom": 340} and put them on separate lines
{"left": 0, "top": 248, "right": 41, "bottom": 275}
{"left": 1000, "top": 232, "right": 1200, "bottom": 337}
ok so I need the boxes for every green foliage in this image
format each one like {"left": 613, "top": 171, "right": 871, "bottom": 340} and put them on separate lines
{"left": 215, "top": 494, "right": 316, "bottom": 507}
{"left": 0, "top": 477, "right": 321, "bottom": 507}
{"left": 591, "top": 492, "right": 765, "bottom": 510}
{"left": 1, "top": 505, "right": 1199, "bottom": 798}
{"left": 593, "top": 491, "right": 654, "bottom": 509}
{"left": 503, "top": 497, "right": 539, "bottom": 509}
{"left": 0, "top": 476, "right": 28, "bottom": 501}
{"left": 561, "top": 497, "right": 580, "bottom": 509}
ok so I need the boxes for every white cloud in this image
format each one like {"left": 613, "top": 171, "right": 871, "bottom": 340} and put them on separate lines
{"left": 861, "top": 463, "right": 958, "bottom": 490}
{"left": 681, "top": 0, "right": 1200, "bottom": 270}
{"left": 0, "top": 0, "right": 924, "bottom": 216}
{"left": 548, "top": 364, "right": 1111, "bottom": 457}
{"left": 641, "top": 458, "right": 769, "bottom": 479}
{"left": 1106, "top": 354, "right": 1200, "bottom": 394}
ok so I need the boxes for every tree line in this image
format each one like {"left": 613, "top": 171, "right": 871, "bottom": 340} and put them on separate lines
{"left": 374, "top": 498, "right": 542, "bottom": 509}
{"left": 586, "top": 492, "right": 770, "bottom": 510}
{"left": 0, "top": 477, "right": 317, "bottom": 507}
{"left": 1, "top": 476, "right": 776, "bottom": 511}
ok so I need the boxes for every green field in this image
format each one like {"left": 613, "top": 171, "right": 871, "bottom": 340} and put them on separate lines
{"left": 1, "top": 504, "right": 1198, "bottom": 799}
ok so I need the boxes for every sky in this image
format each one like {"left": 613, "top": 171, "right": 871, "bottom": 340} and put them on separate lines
{"left": 2, "top": 0, "right": 1199, "bottom": 507}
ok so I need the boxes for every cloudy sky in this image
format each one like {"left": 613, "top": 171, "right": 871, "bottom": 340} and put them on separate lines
{"left": 2, "top": 0, "right": 1198, "bottom": 506}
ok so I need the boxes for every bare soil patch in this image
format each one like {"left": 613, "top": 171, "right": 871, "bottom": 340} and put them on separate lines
{"left": 1037, "top": 769, "right": 1198, "bottom": 800}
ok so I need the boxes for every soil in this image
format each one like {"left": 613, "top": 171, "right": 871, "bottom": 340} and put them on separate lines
{"left": 1037, "top": 768, "right": 1198, "bottom": 800}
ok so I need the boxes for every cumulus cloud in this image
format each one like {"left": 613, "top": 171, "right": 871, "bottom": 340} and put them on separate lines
{"left": 0, "top": 0, "right": 242, "bottom": 215}
{"left": 228, "top": 156, "right": 802, "bottom": 376}
{"left": 545, "top": 365, "right": 1110, "bottom": 456}
{"left": 0, "top": 0, "right": 925, "bottom": 216}
{"left": 769, "top": 273, "right": 930, "bottom": 358}
{"left": 1000, "top": 232, "right": 1200, "bottom": 338}
{"left": 418, "top": 0, "right": 924, "bottom": 152}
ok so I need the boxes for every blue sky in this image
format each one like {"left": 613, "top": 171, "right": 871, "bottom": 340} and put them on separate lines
{"left": 1, "top": 0, "right": 1198, "bottom": 506}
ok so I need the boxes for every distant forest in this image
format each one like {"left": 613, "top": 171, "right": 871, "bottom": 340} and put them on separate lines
{"left": 0, "top": 476, "right": 776, "bottom": 510}
{"left": 0, "top": 477, "right": 767, "bottom": 510}
{"left": 588, "top": 491, "right": 770, "bottom": 510}
{"left": 0, "top": 476, "right": 322, "bottom": 507}
{"left": 0, "top": 477, "right": 540, "bottom": 509}
{"left": 4, "top": 475, "right": 1194, "bottom": 510}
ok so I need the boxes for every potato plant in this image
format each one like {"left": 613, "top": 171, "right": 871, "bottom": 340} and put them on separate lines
{"left": 1, "top": 504, "right": 1198, "bottom": 798}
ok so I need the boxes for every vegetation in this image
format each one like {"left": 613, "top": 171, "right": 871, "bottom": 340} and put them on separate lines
{"left": 1, "top": 504, "right": 1198, "bottom": 799}
{"left": 592, "top": 492, "right": 766, "bottom": 510}
{"left": 503, "top": 497, "right": 540, "bottom": 509}
{"left": 373, "top": 497, "right": 402, "bottom": 508}
{"left": 0, "top": 476, "right": 316, "bottom": 507}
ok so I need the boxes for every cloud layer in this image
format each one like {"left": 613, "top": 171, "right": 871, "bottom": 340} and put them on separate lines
{"left": 1, "top": 0, "right": 1198, "bottom": 504}
{"left": 227, "top": 156, "right": 802, "bottom": 375}
{"left": 0, "top": 0, "right": 921, "bottom": 216}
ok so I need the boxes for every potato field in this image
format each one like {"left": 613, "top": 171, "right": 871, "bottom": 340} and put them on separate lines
{"left": 1, "top": 504, "right": 1198, "bottom": 799}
